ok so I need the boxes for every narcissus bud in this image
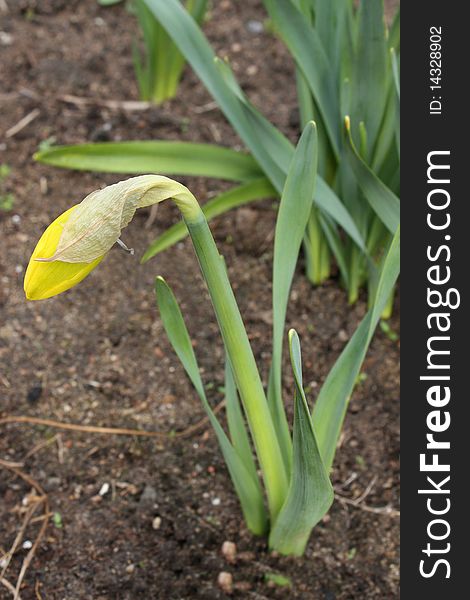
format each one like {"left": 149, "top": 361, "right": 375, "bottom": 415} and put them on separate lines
{"left": 24, "top": 175, "right": 200, "bottom": 301}
{"left": 24, "top": 206, "right": 105, "bottom": 300}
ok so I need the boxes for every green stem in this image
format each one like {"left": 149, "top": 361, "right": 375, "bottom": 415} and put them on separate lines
{"left": 178, "top": 205, "right": 289, "bottom": 520}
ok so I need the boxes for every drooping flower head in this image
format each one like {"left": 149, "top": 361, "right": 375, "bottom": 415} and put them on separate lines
{"left": 24, "top": 175, "right": 199, "bottom": 301}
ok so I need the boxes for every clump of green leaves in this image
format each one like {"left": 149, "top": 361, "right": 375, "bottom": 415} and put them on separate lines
{"left": 132, "top": 0, "right": 208, "bottom": 104}
{"left": 98, "top": 0, "right": 208, "bottom": 104}
{"left": 152, "top": 125, "right": 400, "bottom": 555}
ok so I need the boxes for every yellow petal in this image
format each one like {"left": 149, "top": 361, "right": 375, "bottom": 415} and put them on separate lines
{"left": 24, "top": 206, "right": 105, "bottom": 301}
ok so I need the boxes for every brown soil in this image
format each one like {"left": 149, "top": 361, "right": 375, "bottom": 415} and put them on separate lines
{"left": 0, "top": 1, "right": 399, "bottom": 598}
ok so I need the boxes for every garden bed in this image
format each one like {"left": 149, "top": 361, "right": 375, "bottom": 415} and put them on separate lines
{"left": 0, "top": 1, "right": 399, "bottom": 598}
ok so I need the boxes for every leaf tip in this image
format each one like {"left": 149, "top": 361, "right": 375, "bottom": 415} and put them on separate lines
{"left": 288, "top": 328, "right": 298, "bottom": 344}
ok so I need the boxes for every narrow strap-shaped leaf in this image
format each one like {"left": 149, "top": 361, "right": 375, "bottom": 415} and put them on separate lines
{"left": 35, "top": 141, "right": 263, "bottom": 182}
{"left": 313, "top": 226, "right": 400, "bottom": 470}
{"left": 270, "top": 122, "right": 318, "bottom": 473}
{"left": 186, "top": 0, "right": 208, "bottom": 23}
{"left": 142, "top": 178, "right": 275, "bottom": 262}
{"left": 371, "top": 83, "right": 398, "bottom": 173}
{"left": 388, "top": 6, "right": 400, "bottom": 52}
{"left": 350, "top": 0, "right": 389, "bottom": 152}
{"left": 295, "top": 69, "right": 315, "bottom": 129}
{"left": 345, "top": 117, "right": 400, "bottom": 234}
{"left": 269, "top": 330, "right": 333, "bottom": 556}
{"left": 143, "top": 0, "right": 288, "bottom": 191}
{"left": 98, "top": 0, "right": 123, "bottom": 6}
{"left": 142, "top": 0, "right": 364, "bottom": 246}
{"left": 390, "top": 48, "right": 400, "bottom": 160}
{"left": 132, "top": 39, "right": 148, "bottom": 100}
{"left": 390, "top": 48, "right": 400, "bottom": 100}
{"left": 315, "top": 176, "right": 368, "bottom": 253}
{"left": 155, "top": 276, "right": 267, "bottom": 534}
{"left": 263, "top": 0, "right": 340, "bottom": 157}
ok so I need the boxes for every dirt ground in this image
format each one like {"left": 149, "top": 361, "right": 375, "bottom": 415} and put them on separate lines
{"left": 0, "top": 1, "right": 400, "bottom": 598}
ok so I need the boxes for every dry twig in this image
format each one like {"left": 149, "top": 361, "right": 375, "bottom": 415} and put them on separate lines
{"left": 335, "top": 476, "right": 400, "bottom": 517}
{"left": 0, "top": 576, "right": 22, "bottom": 600}
{"left": 0, "top": 460, "right": 50, "bottom": 600}
{"left": 0, "top": 402, "right": 225, "bottom": 440}
{"left": 5, "top": 109, "right": 40, "bottom": 138}
{"left": 58, "top": 94, "right": 152, "bottom": 112}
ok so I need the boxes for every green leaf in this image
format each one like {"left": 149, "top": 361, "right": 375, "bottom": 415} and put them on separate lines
{"left": 269, "top": 122, "right": 318, "bottom": 473}
{"left": 186, "top": 0, "right": 208, "bottom": 23}
{"left": 371, "top": 83, "right": 398, "bottom": 173}
{"left": 315, "top": 177, "right": 368, "bottom": 253}
{"left": 263, "top": 0, "right": 340, "bottom": 157}
{"left": 350, "top": 0, "right": 389, "bottom": 152}
{"left": 345, "top": 118, "right": 400, "bottom": 234}
{"left": 35, "top": 141, "right": 263, "bottom": 182}
{"left": 155, "top": 276, "right": 267, "bottom": 535}
{"left": 313, "top": 226, "right": 400, "bottom": 470}
{"left": 388, "top": 6, "right": 400, "bottom": 52}
{"left": 269, "top": 330, "right": 333, "bottom": 556}
{"left": 390, "top": 48, "right": 400, "bottom": 100}
{"left": 143, "top": 0, "right": 288, "bottom": 191}
{"left": 142, "top": 178, "right": 275, "bottom": 262}
{"left": 264, "top": 573, "right": 292, "bottom": 588}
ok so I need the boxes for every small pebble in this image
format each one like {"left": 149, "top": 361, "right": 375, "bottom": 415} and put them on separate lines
{"left": 217, "top": 571, "right": 233, "bottom": 594}
{"left": 246, "top": 65, "right": 258, "bottom": 76}
{"left": 22, "top": 540, "right": 32, "bottom": 550}
{"left": 40, "top": 177, "right": 48, "bottom": 195}
{"left": 99, "top": 483, "right": 110, "bottom": 496}
{"left": 125, "top": 564, "right": 135, "bottom": 574}
{"left": 152, "top": 516, "right": 162, "bottom": 530}
{"left": 139, "top": 484, "right": 157, "bottom": 506}
{"left": 246, "top": 20, "right": 263, "bottom": 34}
{"left": 221, "top": 541, "right": 237, "bottom": 563}
{"left": 212, "top": 497, "right": 221, "bottom": 506}
{"left": 0, "top": 32, "right": 13, "bottom": 46}
{"left": 11, "top": 214, "right": 21, "bottom": 225}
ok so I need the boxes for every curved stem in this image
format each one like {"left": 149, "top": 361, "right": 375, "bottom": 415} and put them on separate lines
{"left": 174, "top": 191, "right": 289, "bottom": 520}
